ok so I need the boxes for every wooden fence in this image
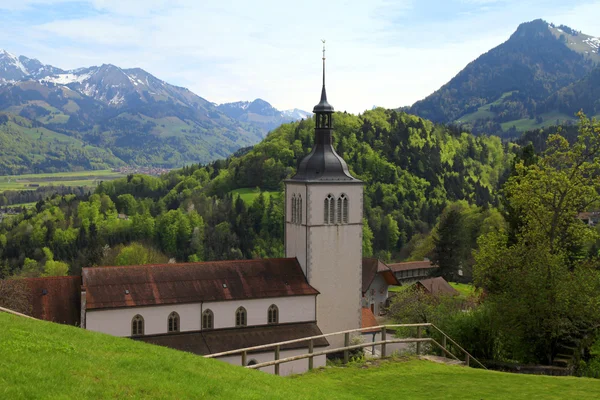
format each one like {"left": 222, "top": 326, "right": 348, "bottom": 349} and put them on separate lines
{"left": 205, "top": 323, "right": 487, "bottom": 375}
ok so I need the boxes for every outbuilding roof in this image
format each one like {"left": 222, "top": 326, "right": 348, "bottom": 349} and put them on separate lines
{"left": 82, "top": 258, "right": 318, "bottom": 310}
{"left": 362, "top": 258, "right": 400, "bottom": 293}
{"left": 19, "top": 276, "right": 81, "bottom": 325}
{"left": 415, "top": 277, "right": 459, "bottom": 296}
{"left": 136, "top": 322, "right": 329, "bottom": 355}
{"left": 387, "top": 260, "right": 437, "bottom": 273}
{"left": 361, "top": 307, "right": 380, "bottom": 333}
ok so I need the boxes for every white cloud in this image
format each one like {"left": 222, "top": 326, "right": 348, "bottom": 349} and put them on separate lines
{"left": 1, "top": 0, "right": 599, "bottom": 113}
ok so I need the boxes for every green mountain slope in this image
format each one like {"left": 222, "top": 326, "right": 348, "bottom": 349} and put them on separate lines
{"left": 407, "top": 19, "right": 600, "bottom": 136}
{"left": 0, "top": 113, "right": 124, "bottom": 175}
{"left": 2, "top": 312, "right": 600, "bottom": 400}
{"left": 0, "top": 109, "right": 515, "bottom": 275}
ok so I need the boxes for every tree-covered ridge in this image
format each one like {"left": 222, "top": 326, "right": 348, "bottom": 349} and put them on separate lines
{"left": 0, "top": 109, "right": 515, "bottom": 277}
{"left": 407, "top": 20, "right": 599, "bottom": 136}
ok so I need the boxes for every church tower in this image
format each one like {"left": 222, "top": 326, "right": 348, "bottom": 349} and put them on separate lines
{"left": 285, "top": 44, "right": 363, "bottom": 346}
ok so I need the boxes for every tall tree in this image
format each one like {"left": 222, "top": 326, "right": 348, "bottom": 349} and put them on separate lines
{"left": 430, "top": 208, "right": 467, "bottom": 281}
{"left": 475, "top": 113, "right": 600, "bottom": 363}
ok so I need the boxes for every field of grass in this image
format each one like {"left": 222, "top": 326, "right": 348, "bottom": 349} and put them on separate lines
{"left": 499, "top": 111, "right": 576, "bottom": 132}
{"left": 2, "top": 312, "right": 600, "bottom": 400}
{"left": 449, "top": 282, "right": 478, "bottom": 298}
{"left": 0, "top": 170, "right": 125, "bottom": 191}
{"left": 230, "top": 187, "right": 280, "bottom": 205}
{"left": 456, "top": 91, "right": 517, "bottom": 124}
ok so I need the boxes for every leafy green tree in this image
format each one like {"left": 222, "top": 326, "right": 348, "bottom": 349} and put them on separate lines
{"left": 116, "top": 194, "right": 138, "bottom": 215}
{"left": 115, "top": 242, "right": 168, "bottom": 266}
{"left": 475, "top": 113, "right": 600, "bottom": 363}
{"left": 362, "top": 218, "right": 374, "bottom": 257}
{"left": 41, "top": 247, "right": 69, "bottom": 277}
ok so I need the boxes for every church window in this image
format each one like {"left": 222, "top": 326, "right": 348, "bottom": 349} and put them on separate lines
{"left": 341, "top": 194, "right": 349, "bottom": 223}
{"left": 131, "top": 314, "right": 144, "bottom": 336}
{"left": 292, "top": 194, "right": 297, "bottom": 223}
{"left": 324, "top": 194, "right": 335, "bottom": 224}
{"left": 235, "top": 306, "right": 247, "bottom": 327}
{"left": 297, "top": 195, "right": 302, "bottom": 224}
{"left": 268, "top": 304, "right": 279, "bottom": 324}
{"left": 168, "top": 311, "right": 180, "bottom": 333}
{"left": 202, "top": 309, "right": 214, "bottom": 330}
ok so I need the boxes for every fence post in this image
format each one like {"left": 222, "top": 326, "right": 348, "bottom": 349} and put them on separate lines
{"left": 343, "top": 332, "right": 350, "bottom": 364}
{"left": 381, "top": 326, "right": 387, "bottom": 358}
{"left": 416, "top": 326, "right": 422, "bottom": 355}
{"left": 442, "top": 335, "right": 447, "bottom": 352}
{"left": 274, "top": 345, "right": 280, "bottom": 375}
{"left": 465, "top": 353, "right": 470, "bottom": 367}
{"left": 242, "top": 350, "right": 247, "bottom": 367}
{"left": 308, "top": 339, "right": 314, "bottom": 370}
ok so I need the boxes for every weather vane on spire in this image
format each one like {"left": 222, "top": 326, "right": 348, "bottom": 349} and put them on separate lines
{"left": 321, "top": 39, "right": 326, "bottom": 60}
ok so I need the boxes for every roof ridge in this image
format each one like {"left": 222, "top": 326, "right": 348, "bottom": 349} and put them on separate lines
{"left": 83, "top": 257, "right": 298, "bottom": 270}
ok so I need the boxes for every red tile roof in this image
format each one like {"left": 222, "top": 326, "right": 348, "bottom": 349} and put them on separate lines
{"left": 362, "top": 258, "right": 399, "bottom": 293}
{"left": 20, "top": 276, "right": 81, "bottom": 325}
{"left": 83, "top": 258, "right": 318, "bottom": 310}
{"left": 387, "top": 260, "right": 437, "bottom": 272}
{"left": 415, "top": 277, "right": 459, "bottom": 296}
{"left": 136, "top": 322, "right": 329, "bottom": 355}
{"left": 361, "top": 307, "right": 379, "bottom": 333}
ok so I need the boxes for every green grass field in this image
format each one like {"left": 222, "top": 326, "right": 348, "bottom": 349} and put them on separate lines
{"left": 449, "top": 282, "right": 479, "bottom": 298}
{"left": 230, "top": 187, "right": 281, "bottom": 205}
{"left": 0, "top": 170, "right": 125, "bottom": 191}
{"left": 2, "top": 312, "right": 600, "bottom": 399}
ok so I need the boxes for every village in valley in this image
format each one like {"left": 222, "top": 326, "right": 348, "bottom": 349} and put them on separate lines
{"left": 2, "top": 2, "right": 600, "bottom": 399}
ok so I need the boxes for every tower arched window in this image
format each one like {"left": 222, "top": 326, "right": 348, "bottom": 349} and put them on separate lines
{"left": 268, "top": 304, "right": 279, "bottom": 324}
{"left": 337, "top": 193, "right": 348, "bottom": 224}
{"left": 235, "top": 306, "right": 247, "bottom": 327}
{"left": 324, "top": 194, "right": 335, "bottom": 224}
{"left": 297, "top": 194, "right": 302, "bottom": 224}
{"left": 291, "top": 194, "right": 297, "bottom": 223}
{"left": 202, "top": 309, "right": 214, "bottom": 330}
{"left": 168, "top": 311, "right": 180, "bottom": 333}
{"left": 131, "top": 314, "right": 144, "bottom": 336}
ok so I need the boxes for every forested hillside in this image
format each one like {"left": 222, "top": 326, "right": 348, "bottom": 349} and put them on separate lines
{"left": 0, "top": 109, "right": 515, "bottom": 277}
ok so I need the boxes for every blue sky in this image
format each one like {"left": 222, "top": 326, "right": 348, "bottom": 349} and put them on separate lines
{"left": 1, "top": 0, "right": 599, "bottom": 113}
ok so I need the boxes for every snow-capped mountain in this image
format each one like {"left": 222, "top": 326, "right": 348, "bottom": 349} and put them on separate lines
{"left": 217, "top": 99, "right": 311, "bottom": 131}
{"left": 282, "top": 108, "right": 312, "bottom": 120}
{"left": 0, "top": 50, "right": 65, "bottom": 83}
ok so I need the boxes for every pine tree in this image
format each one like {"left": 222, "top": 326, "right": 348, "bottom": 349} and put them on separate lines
{"left": 430, "top": 208, "right": 467, "bottom": 282}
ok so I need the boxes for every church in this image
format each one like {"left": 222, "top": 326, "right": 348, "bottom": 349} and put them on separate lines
{"left": 4, "top": 50, "right": 399, "bottom": 376}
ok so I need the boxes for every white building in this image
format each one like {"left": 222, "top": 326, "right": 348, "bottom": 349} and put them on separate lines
{"left": 79, "top": 53, "right": 367, "bottom": 375}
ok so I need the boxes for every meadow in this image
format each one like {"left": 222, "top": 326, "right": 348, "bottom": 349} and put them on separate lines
{"left": 2, "top": 312, "right": 599, "bottom": 400}
{"left": 0, "top": 170, "right": 125, "bottom": 191}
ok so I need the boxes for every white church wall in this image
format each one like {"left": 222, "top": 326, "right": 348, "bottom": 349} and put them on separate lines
{"left": 306, "top": 183, "right": 364, "bottom": 348}
{"left": 204, "top": 295, "right": 316, "bottom": 329}
{"left": 285, "top": 183, "right": 308, "bottom": 275}
{"left": 85, "top": 295, "right": 317, "bottom": 337}
{"left": 217, "top": 349, "right": 326, "bottom": 376}
{"left": 86, "top": 303, "right": 200, "bottom": 337}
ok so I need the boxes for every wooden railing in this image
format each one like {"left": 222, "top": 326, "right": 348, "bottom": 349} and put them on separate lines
{"left": 205, "top": 323, "right": 487, "bottom": 374}
{"left": 0, "top": 306, "right": 36, "bottom": 319}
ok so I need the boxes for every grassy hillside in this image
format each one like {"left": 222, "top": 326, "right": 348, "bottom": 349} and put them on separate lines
{"left": 3, "top": 312, "right": 600, "bottom": 399}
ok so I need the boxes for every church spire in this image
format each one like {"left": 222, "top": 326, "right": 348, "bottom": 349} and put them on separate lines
{"left": 287, "top": 41, "right": 359, "bottom": 183}
{"left": 313, "top": 39, "right": 334, "bottom": 116}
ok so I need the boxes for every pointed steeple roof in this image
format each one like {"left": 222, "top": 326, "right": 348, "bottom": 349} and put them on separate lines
{"left": 287, "top": 42, "right": 360, "bottom": 184}
{"left": 313, "top": 41, "right": 334, "bottom": 113}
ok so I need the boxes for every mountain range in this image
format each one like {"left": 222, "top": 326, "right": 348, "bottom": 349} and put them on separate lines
{"left": 406, "top": 19, "right": 600, "bottom": 136}
{"left": 0, "top": 50, "right": 310, "bottom": 174}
